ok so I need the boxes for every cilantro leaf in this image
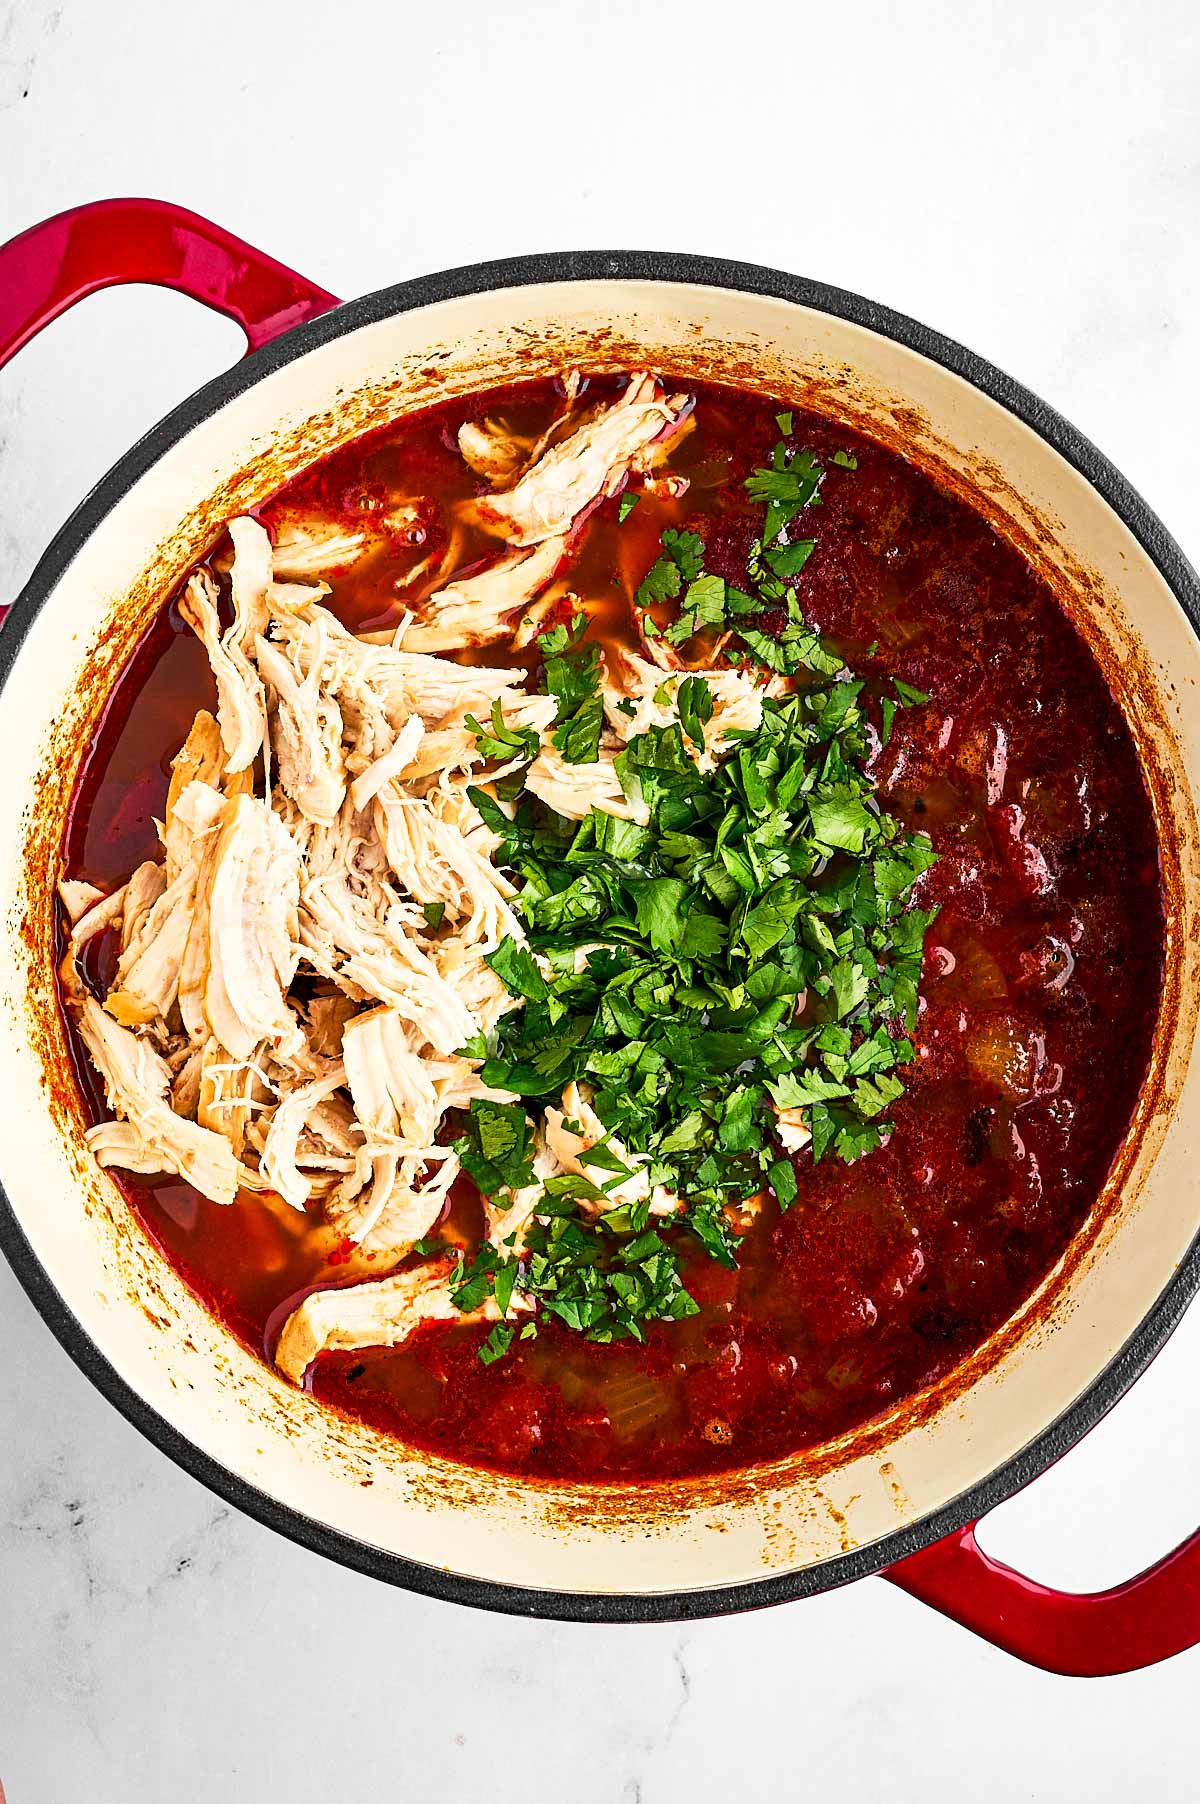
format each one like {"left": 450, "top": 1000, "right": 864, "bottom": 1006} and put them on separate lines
{"left": 660, "top": 528, "right": 705, "bottom": 580}
{"left": 539, "top": 611, "right": 606, "bottom": 763}
{"left": 746, "top": 447, "right": 824, "bottom": 543}
{"left": 630, "top": 877, "right": 689, "bottom": 953}
{"left": 764, "top": 539, "right": 816, "bottom": 579}
{"left": 454, "top": 1099, "right": 534, "bottom": 1198}
{"left": 809, "top": 796, "right": 879, "bottom": 855}
{"left": 553, "top": 691, "right": 604, "bottom": 764}
{"left": 677, "top": 675, "right": 714, "bottom": 751}
{"left": 636, "top": 557, "right": 682, "bottom": 609}
{"left": 485, "top": 936, "right": 550, "bottom": 1003}
{"left": 479, "top": 1323, "right": 517, "bottom": 1364}
{"left": 465, "top": 698, "right": 541, "bottom": 764}
{"left": 664, "top": 573, "right": 727, "bottom": 646}
{"left": 542, "top": 614, "right": 600, "bottom": 718}
{"left": 767, "top": 1157, "right": 799, "bottom": 1209}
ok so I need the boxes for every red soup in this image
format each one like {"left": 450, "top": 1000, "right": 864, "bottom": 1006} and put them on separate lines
{"left": 60, "top": 374, "right": 1164, "bottom": 1480}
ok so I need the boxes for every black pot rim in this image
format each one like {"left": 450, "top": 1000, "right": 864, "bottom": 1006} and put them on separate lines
{"left": 2, "top": 247, "right": 1198, "bottom": 1625}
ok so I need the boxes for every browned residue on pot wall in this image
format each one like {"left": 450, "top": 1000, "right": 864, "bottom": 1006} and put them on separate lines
{"left": 14, "top": 304, "right": 1200, "bottom": 1568}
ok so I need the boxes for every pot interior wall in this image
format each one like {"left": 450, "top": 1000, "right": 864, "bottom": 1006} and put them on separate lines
{"left": 1, "top": 276, "right": 1198, "bottom": 1599}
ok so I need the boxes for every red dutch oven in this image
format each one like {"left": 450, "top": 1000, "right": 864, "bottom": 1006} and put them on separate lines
{"left": 2, "top": 199, "right": 1200, "bottom": 1675}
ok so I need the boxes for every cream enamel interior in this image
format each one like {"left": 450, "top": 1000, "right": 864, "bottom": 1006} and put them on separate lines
{"left": 1, "top": 278, "right": 1198, "bottom": 1597}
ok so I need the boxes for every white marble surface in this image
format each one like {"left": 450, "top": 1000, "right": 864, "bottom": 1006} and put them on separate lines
{"left": 3, "top": 0, "right": 1200, "bottom": 1796}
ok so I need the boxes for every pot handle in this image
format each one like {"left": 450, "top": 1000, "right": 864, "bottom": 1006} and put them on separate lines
{"left": 884, "top": 1518, "right": 1200, "bottom": 1676}
{"left": 0, "top": 196, "right": 339, "bottom": 369}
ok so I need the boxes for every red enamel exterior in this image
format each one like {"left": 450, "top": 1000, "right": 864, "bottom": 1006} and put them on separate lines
{"left": 0, "top": 196, "right": 339, "bottom": 367}
{"left": 886, "top": 1522, "right": 1200, "bottom": 1676}
{"left": 1, "top": 195, "right": 1197, "bottom": 1677}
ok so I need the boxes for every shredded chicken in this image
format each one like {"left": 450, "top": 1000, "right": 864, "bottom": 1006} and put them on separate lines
{"left": 457, "top": 418, "right": 528, "bottom": 485}
{"left": 348, "top": 713, "right": 424, "bottom": 811}
{"left": 255, "top": 632, "right": 347, "bottom": 823}
{"left": 258, "top": 1066, "right": 352, "bottom": 1211}
{"left": 483, "top": 1128, "right": 561, "bottom": 1258}
{"left": 629, "top": 410, "right": 696, "bottom": 498}
{"left": 120, "top": 861, "right": 169, "bottom": 949}
{"left": 289, "top": 799, "right": 485, "bottom": 1053}
{"left": 268, "top": 603, "right": 539, "bottom": 780}
{"left": 316, "top": 1007, "right": 512, "bottom": 1256}
{"left": 456, "top": 372, "right": 584, "bottom": 486}
{"left": 166, "top": 711, "right": 255, "bottom": 822}
{"left": 103, "top": 783, "right": 224, "bottom": 1028}
{"left": 275, "top": 1259, "right": 526, "bottom": 1383}
{"left": 59, "top": 882, "right": 132, "bottom": 1003}
{"left": 77, "top": 1000, "right": 248, "bottom": 1205}
{"left": 773, "top": 1107, "right": 812, "bottom": 1154}
{"left": 524, "top": 741, "right": 648, "bottom": 823}
{"left": 197, "top": 1038, "right": 270, "bottom": 1161}
{"left": 543, "top": 1081, "right": 680, "bottom": 1219}
{"left": 401, "top": 537, "right": 567, "bottom": 652}
{"left": 509, "top": 579, "right": 573, "bottom": 650}
{"left": 57, "top": 878, "right": 105, "bottom": 925}
{"left": 331, "top": 1147, "right": 461, "bottom": 1262}
{"left": 341, "top": 1006, "right": 441, "bottom": 1215}
{"left": 269, "top": 518, "right": 368, "bottom": 577}
{"left": 179, "top": 568, "right": 267, "bottom": 777}
{"left": 59, "top": 388, "right": 768, "bottom": 1389}
{"left": 373, "top": 785, "right": 525, "bottom": 948}
{"left": 201, "top": 795, "right": 304, "bottom": 1061}
{"left": 267, "top": 501, "right": 435, "bottom": 581}
{"left": 603, "top": 648, "right": 783, "bottom": 770}
{"left": 474, "top": 374, "right": 691, "bottom": 545}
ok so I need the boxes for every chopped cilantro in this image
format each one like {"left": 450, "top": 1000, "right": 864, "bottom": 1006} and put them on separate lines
{"left": 664, "top": 573, "right": 727, "bottom": 646}
{"left": 465, "top": 698, "right": 540, "bottom": 765}
{"left": 808, "top": 796, "right": 879, "bottom": 855}
{"left": 438, "top": 409, "right": 938, "bottom": 1362}
{"left": 630, "top": 876, "right": 690, "bottom": 954}
{"left": 453, "top": 1098, "right": 534, "bottom": 1199}
{"left": 660, "top": 528, "right": 705, "bottom": 579}
{"left": 767, "top": 1158, "right": 799, "bottom": 1210}
{"left": 618, "top": 493, "right": 640, "bottom": 523}
{"left": 479, "top": 1322, "right": 516, "bottom": 1364}
{"left": 764, "top": 539, "right": 815, "bottom": 579}
{"left": 636, "top": 557, "right": 683, "bottom": 609}
{"left": 554, "top": 692, "right": 604, "bottom": 764}
{"left": 484, "top": 936, "right": 549, "bottom": 1003}
{"left": 677, "top": 675, "right": 714, "bottom": 751}
{"left": 540, "top": 612, "right": 605, "bottom": 764}
{"left": 634, "top": 528, "right": 706, "bottom": 615}
{"left": 746, "top": 445, "right": 824, "bottom": 544}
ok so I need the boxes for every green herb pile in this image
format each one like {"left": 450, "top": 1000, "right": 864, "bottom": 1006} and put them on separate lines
{"left": 441, "top": 421, "right": 937, "bottom": 1363}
